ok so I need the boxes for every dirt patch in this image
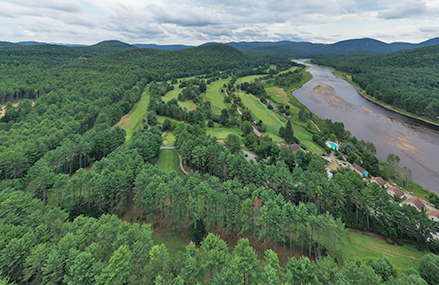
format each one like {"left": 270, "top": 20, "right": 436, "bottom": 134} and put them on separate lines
{"left": 163, "top": 140, "right": 169, "bottom": 144}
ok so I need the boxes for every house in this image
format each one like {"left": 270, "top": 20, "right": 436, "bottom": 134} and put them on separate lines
{"left": 371, "top": 177, "right": 386, "bottom": 188}
{"left": 276, "top": 142, "right": 303, "bottom": 154}
{"left": 387, "top": 186, "right": 405, "bottom": 199}
{"left": 427, "top": 211, "right": 439, "bottom": 222}
{"left": 350, "top": 163, "right": 369, "bottom": 177}
{"left": 405, "top": 198, "right": 425, "bottom": 212}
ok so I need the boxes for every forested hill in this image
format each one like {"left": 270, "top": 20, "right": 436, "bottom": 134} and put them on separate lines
{"left": 0, "top": 43, "right": 292, "bottom": 181}
{"left": 244, "top": 37, "right": 439, "bottom": 58}
{"left": 312, "top": 44, "right": 439, "bottom": 119}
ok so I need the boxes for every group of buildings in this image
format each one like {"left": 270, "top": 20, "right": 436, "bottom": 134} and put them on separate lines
{"left": 350, "top": 163, "right": 439, "bottom": 223}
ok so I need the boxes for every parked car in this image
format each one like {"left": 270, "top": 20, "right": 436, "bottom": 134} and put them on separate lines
{"left": 435, "top": 225, "right": 439, "bottom": 232}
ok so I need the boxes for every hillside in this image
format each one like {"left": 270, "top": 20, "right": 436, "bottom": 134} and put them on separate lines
{"left": 0, "top": 43, "right": 436, "bottom": 284}
{"left": 312, "top": 44, "right": 439, "bottom": 120}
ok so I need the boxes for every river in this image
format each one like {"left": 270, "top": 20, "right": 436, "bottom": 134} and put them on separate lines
{"left": 292, "top": 60, "right": 439, "bottom": 194}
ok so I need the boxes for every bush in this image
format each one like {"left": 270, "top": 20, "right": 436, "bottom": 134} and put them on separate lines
{"left": 385, "top": 238, "right": 394, "bottom": 245}
{"left": 395, "top": 240, "right": 404, "bottom": 246}
{"left": 267, "top": 104, "right": 273, "bottom": 109}
{"left": 207, "top": 120, "right": 215, "bottom": 127}
{"left": 419, "top": 253, "right": 439, "bottom": 285}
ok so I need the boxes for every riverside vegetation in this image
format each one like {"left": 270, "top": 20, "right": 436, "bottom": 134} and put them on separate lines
{"left": 0, "top": 41, "right": 438, "bottom": 284}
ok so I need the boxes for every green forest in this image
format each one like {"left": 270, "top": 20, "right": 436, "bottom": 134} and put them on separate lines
{"left": 0, "top": 42, "right": 438, "bottom": 284}
{"left": 312, "top": 44, "right": 439, "bottom": 120}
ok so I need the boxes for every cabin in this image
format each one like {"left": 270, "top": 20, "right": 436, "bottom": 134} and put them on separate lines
{"left": 387, "top": 186, "right": 405, "bottom": 199}
{"left": 405, "top": 198, "right": 425, "bottom": 212}
{"left": 427, "top": 211, "right": 439, "bottom": 223}
{"left": 276, "top": 142, "right": 303, "bottom": 154}
{"left": 350, "top": 163, "right": 369, "bottom": 177}
{"left": 371, "top": 177, "right": 386, "bottom": 188}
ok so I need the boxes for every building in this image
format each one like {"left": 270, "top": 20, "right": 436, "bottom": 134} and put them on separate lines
{"left": 276, "top": 142, "right": 303, "bottom": 154}
{"left": 427, "top": 211, "right": 439, "bottom": 222}
{"left": 387, "top": 186, "right": 405, "bottom": 199}
{"left": 405, "top": 198, "right": 425, "bottom": 212}
{"left": 350, "top": 163, "right": 369, "bottom": 177}
{"left": 371, "top": 177, "right": 386, "bottom": 188}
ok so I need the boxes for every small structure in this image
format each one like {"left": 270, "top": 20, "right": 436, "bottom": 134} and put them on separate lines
{"left": 427, "top": 211, "right": 439, "bottom": 222}
{"left": 350, "top": 163, "right": 369, "bottom": 177}
{"left": 405, "top": 198, "right": 425, "bottom": 212}
{"left": 276, "top": 142, "right": 303, "bottom": 154}
{"left": 371, "top": 177, "right": 387, "bottom": 188}
{"left": 387, "top": 186, "right": 405, "bottom": 199}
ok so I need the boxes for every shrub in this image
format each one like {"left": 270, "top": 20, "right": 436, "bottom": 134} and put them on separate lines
{"left": 385, "top": 238, "right": 394, "bottom": 245}
{"left": 395, "top": 240, "right": 404, "bottom": 246}
{"left": 207, "top": 120, "right": 215, "bottom": 127}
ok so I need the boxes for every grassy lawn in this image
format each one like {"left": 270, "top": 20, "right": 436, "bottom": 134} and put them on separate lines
{"left": 206, "top": 126, "right": 243, "bottom": 141}
{"left": 151, "top": 228, "right": 190, "bottom": 257}
{"left": 203, "top": 79, "right": 231, "bottom": 114}
{"left": 278, "top": 66, "right": 300, "bottom": 74}
{"left": 155, "top": 149, "right": 185, "bottom": 179}
{"left": 343, "top": 231, "right": 426, "bottom": 273}
{"left": 236, "top": 75, "right": 264, "bottom": 85}
{"left": 115, "top": 89, "right": 150, "bottom": 141}
{"left": 162, "top": 86, "right": 197, "bottom": 111}
{"left": 237, "top": 92, "right": 284, "bottom": 141}
{"left": 162, "top": 132, "right": 176, "bottom": 146}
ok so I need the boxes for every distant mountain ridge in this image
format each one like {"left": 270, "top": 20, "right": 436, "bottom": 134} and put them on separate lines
{"left": 1, "top": 37, "right": 439, "bottom": 57}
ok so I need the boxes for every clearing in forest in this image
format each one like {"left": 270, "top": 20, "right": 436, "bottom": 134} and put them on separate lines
{"left": 206, "top": 126, "right": 243, "bottom": 141}
{"left": 155, "top": 149, "right": 185, "bottom": 179}
{"left": 113, "top": 89, "right": 150, "bottom": 140}
{"left": 343, "top": 231, "right": 426, "bottom": 273}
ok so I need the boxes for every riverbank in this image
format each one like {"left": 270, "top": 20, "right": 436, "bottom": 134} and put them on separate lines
{"left": 332, "top": 70, "right": 439, "bottom": 129}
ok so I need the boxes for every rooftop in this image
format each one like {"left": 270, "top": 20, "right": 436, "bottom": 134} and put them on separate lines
{"left": 388, "top": 186, "right": 404, "bottom": 197}
{"left": 406, "top": 198, "right": 425, "bottom": 211}
{"left": 351, "top": 163, "right": 366, "bottom": 174}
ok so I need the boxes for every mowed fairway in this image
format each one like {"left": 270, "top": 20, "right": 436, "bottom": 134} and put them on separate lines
{"left": 203, "top": 79, "right": 231, "bottom": 115}
{"left": 162, "top": 86, "right": 197, "bottom": 111}
{"left": 206, "top": 126, "right": 242, "bottom": 140}
{"left": 237, "top": 92, "right": 284, "bottom": 141}
{"left": 236, "top": 75, "right": 264, "bottom": 85}
{"left": 343, "top": 231, "right": 426, "bottom": 273}
{"left": 114, "top": 89, "right": 150, "bottom": 140}
{"left": 156, "top": 149, "right": 185, "bottom": 179}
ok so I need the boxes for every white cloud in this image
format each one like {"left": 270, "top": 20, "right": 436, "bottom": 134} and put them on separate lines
{"left": 0, "top": 0, "right": 438, "bottom": 44}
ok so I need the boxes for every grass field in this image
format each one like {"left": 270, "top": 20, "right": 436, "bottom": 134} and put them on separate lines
{"left": 151, "top": 228, "right": 190, "bottom": 257}
{"left": 343, "top": 231, "right": 426, "bottom": 273}
{"left": 237, "top": 92, "right": 284, "bottom": 141}
{"left": 203, "top": 79, "right": 231, "bottom": 115}
{"left": 236, "top": 75, "right": 264, "bottom": 85}
{"left": 115, "top": 89, "right": 150, "bottom": 141}
{"left": 206, "top": 126, "right": 243, "bottom": 141}
{"left": 162, "top": 86, "right": 197, "bottom": 111}
{"left": 155, "top": 149, "right": 185, "bottom": 179}
{"left": 162, "top": 132, "right": 176, "bottom": 146}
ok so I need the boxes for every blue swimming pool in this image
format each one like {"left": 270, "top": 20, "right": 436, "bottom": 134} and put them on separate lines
{"left": 329, "top": 142, "right": 339, "bottom": 149}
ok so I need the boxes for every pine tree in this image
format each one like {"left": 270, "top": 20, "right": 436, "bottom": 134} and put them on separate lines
{"left": 284, "top": 120, "right": 294, "bottom": 144}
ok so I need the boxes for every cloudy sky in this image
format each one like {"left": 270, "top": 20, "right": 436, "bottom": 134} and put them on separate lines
{"left": 1, "top": 0, "right": 438, "bottom": 45}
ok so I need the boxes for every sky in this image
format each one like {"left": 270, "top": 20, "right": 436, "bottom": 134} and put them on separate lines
{"left": 0, "top": 0, "right": 438, "bottom": 45}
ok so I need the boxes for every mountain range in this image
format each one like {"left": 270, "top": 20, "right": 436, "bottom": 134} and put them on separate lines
{"left": 1, "top": 37, "right": 439, "bottom": 58}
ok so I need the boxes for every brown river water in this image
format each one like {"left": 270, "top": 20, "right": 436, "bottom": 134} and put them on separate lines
{"left": 292, "top": 60, "right": 439, "bottom": 194}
